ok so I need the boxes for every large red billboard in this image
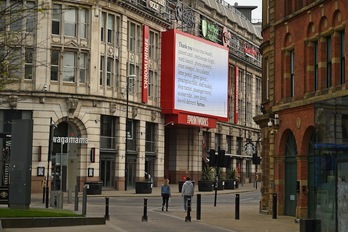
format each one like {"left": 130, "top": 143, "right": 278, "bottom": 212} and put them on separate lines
{"left": 161, "top": 29, "right": 229, "bottom": 127}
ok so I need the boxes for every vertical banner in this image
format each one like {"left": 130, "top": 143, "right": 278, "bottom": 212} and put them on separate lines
{"left": 234, "top": 66, "right": 239, "bottom": 124}
{"left": 142, "top": 25, "right": 149, "bottom": 103}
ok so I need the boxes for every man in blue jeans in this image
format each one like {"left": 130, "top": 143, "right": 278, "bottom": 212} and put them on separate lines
{"left": 181, "top": 177, "right": 194, "bottom": 211}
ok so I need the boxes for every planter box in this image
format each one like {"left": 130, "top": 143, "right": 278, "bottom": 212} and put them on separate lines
{"left": 214, "top": 180, "right": 224, "bottom": 190}
{"left": 85, "top": 181, "right": 103, "bottom": 195}
{"left": 198, "top": 180, "right": 214, "bottom": 192}
{"left": 224, "top": 179, "right": 235, "bottom": 189}
{"left": 135, "top": 182, "right": 152, "bottom": 194}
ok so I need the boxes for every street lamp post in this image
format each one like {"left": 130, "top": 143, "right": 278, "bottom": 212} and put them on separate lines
{"left": 125, "top": 75, "right": 136, "bottom": 191}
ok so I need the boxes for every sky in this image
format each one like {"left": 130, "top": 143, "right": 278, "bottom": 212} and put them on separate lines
{"left": 225, "top": 0, "right": 262, "bottom": 20}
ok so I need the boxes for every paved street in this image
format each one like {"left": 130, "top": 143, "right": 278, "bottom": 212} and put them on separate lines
{"left": 2, "top": 183, "right": 300, "bottom": 232}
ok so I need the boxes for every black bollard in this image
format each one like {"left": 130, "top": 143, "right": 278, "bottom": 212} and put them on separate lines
{"left": 74, "top": 185, "right": 79, "bottom": 211}
{"left": 45, "top": 186, "right": 49, "bottom": 208}
{"left": 272, "top": 193, "right": 277, "bottom": 219}
{"left": 185, "top": 197, "right": 191, "bottom": 222}
{"left": 42, "top": 186, "right": 45, "bottom": 204}
{"left": 142, "top": 198, "right": 148, "bottom": 221}
{"left": 235, "top": 194, "right": 240, "bottom": 220}
{"left": 196, "top": 194, "right": 201, "bottom": 220}
{"left": 105, "top": 197, "right": 110, "bottom": 220}
{"left": 82, "top": 185, "right": 87, "bottom": 216}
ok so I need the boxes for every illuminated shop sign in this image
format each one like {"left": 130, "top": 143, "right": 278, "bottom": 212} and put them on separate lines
{"left": 244, "top": 42, "right": 257, "bottom": 58}
{"left": 53, "top": 137, "right": 88, "bottom": 144}
{"left": 201, "top": 19, "right": 219, "bottom": 43}
{"left": 161, "top": 29, "right": 229, "bottom": 122}
{"left": 148, "top": 0, "right": 166, "bottom": 12}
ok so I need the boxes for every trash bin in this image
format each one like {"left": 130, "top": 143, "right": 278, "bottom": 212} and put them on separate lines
{"left": 50, "top": 191, "right": 63, "bottom": 209}
{"left": 135, "top": 182, "right": 153, "bottom": 194}
{"left": 300, "top": 219, "right": 321, "bottom": 232}
{"left": 85, "top": 181, "right": 103, "bottom": 195}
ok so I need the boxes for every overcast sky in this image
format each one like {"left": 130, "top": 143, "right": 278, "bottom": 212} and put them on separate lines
{"left": 225, "top": 0, "right": 262, "bottom": 20}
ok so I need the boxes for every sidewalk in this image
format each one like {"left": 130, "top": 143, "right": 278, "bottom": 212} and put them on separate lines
{"left": 24, "top": 182, "right": 300, "bottom": 232}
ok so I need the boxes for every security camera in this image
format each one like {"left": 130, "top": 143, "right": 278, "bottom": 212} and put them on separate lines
{"left": 268, "top": 120, "right": 273, "bottom": 127}
{"left": 270, "top": 129, "right": 274, "bottom": 135}
{"left": 43, "top": 84, "right": 48, "bottom": 91}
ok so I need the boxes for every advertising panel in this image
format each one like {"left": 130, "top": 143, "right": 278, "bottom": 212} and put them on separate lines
{"left": 161, "top": 29, "right": 229, "bottom": 123}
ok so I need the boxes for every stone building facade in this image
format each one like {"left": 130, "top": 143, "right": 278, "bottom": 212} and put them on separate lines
{"left": 0, "top": 0, "right": 261, "bottom": 196}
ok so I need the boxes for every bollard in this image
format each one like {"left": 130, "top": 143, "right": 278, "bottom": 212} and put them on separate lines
{"left": 82, "top": 185, "right": 88, "bottom": 216}
{"left": 272, "top": 193, "right": 277, "bottom": 219}
{"left": 74, "top": 185, "right": 79, "bottom": 211}
{"left": 68, "top": 188, "right": 72, "bottom": 204}
{"left": 235, "top": 194, "right": 240, "bottom": 220}
{"left": 185, "top": 197, "right": 191, "bottom": 222}
{"left": 105, "top": 197, "right": 110, "bottom": 220}
{"left": 196, "top": 194, "right": 201, "bottom": 220}
{"left": 142, "top": 198, "right": 148, "bottom": 221}
{"left": 42, "top": 186, "right": 45, "bottom": 204}
{"left": 45, "top": 186, "right": 49, "bottom": 208}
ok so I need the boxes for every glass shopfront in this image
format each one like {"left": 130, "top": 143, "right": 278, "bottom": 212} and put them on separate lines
{"left": 313, "top": 97, "right": 348, "bottom": 232}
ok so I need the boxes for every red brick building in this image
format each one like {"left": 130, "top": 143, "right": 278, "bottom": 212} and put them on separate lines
{"left": 255, "top": 1, "right": 348, "bottom": 231}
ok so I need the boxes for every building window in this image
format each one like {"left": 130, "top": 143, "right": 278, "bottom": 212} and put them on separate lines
{"left": 226, "top": 135, "right": 232, "bottom": 154}
{"left": 100, "top": 115, "right": 116, "bottom": 150}
{"left": 148, "top": 70, "right": 158, "bottom": 100}
{"left": 63, "top": 52, "right": 76, "bottom": 82}
{"left": 290, "top": 50, "right": 295, "bottom": 97}
{"left": 246, "top": 72, "right": 252, "bottom": 124}
{"left": 314, "top": 41, "right": 319, "bottom": 91}
{"left": 128, "top": 21, "right": 140, "bottom": 53}
{"left": 79, "top": 53, "right": 87, "bottom": 83}
{"left": 340, "top": 32, "right": 345, "bottom": 85}
{"left": 8, "top": 48, "right": 21, "bottom": 78}
{"left": 145, "top": 122, "right": 155, "bottom": 153}
{"left": 106, "top": 57, "right": 113, "bottom": 87}
{"left": 24, "top": 48, "right": 33, "bottom": 79}
{"left": 100, "top": 12, "right": 120, "bottom": 46}
{"left": 149, "top": 30, "right": 159, "bottom": 60}
{"left": 236, "top": 137, "right": 242, "bottom": 155}
{"left": 0, "top": 1, "right": 36, "bottom": 33}
{"left": 256, "top": 76, "right": 261, "bottom": 114}
{"left": 52, "top": 4, "right": 61, "bottom": 35}
{"left": 326, "top": 36, "right": 332, "bottom": 88}
{"left": 26, "top": 1, "right": 36, "bottom": 33}
{"left": 100, "top": 56, "right": 104, "bottom": 85}
{"left": 127, "top": 63, "right": 140, "bottom": 95}
{"left": 50, "top": 50, "right": 88, "bottom": 82}
{"left": 52, "top": 4, "right": 89, "bottom": 39}
{"left": 215, "top": 133, "right": 221, "bottom": 150}
{"left": 51, "top": 50, "right": 59, "bottom": 81}
{"left": 264, "top": 57, "right": 269, "bottom": 100}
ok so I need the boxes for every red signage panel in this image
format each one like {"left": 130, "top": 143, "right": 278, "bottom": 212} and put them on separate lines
{"left": 142, "top": 25, "right": 149, "bottom": 103}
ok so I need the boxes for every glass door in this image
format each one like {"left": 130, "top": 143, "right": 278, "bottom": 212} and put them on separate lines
{"left": 100, "top": 155, "right": 115, "bottom": 187}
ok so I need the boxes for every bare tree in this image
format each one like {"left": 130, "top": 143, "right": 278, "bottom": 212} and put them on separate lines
{"left": 0, "top": 1, "right": 48, "bottom": 91}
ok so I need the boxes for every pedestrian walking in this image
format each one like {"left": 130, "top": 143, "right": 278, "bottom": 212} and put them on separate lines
{"left": 181, "top": 177, "right": 194, "bottom": 211}
{"left": 161, "top": 178, "right": 171, "bottom": 211}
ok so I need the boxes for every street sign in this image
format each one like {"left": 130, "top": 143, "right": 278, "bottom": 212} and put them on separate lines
{"left": 244, "top": 142, "right": 255, "bottom": 156}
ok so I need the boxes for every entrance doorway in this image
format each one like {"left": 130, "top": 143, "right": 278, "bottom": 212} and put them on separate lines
{"left": 100, "top": 154, "right": 115, "bottom": 188}
{"left": 126, "top": 155, "right": 137, "bottom": 189}
{"left": 285, "top": 132, "right": 297, "bottom": 216}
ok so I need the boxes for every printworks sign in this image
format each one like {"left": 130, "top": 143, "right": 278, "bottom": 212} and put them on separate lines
{"left": 147, "top": 0, "right": 165, "bottom": 12}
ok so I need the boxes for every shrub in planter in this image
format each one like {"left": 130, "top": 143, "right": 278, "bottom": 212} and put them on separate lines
{"left": 198, "top": 167, "right": 214, "bottom": 192}
{"left": 224, "top": 168, "right": 236, "bottom": 190}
